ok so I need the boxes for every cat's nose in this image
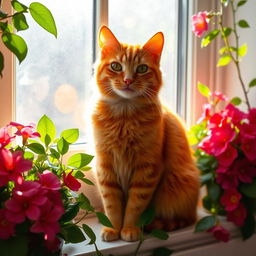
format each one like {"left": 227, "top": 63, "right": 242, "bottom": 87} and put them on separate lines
{"left": 124, "top": 78, "right": 134, "bottom": 86}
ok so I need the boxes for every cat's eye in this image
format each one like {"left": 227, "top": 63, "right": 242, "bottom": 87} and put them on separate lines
{"left": 110, "top": 62, "right": 122, "bottom": 72}
{"left": 136, "top": 64, "right": 148, "bottom": 74}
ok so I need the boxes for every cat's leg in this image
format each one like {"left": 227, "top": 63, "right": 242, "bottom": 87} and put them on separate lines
{"left": 96, "top": 152, "right": 124, "bottom": 241}
{"left": 121, "top": 162, "right": 162, "bottom": 242}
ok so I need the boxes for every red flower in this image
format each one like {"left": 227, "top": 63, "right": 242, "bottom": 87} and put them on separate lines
{"left": 38, "top": 170, "right": 61, "bottom": 191}
{"left": 232, "top": 158, "right": 256, "bottom": 183}
{"left": 223, "top": 104, "right": 247, "bottom": 125}
{"left": 227, "top": 203, "right": 247, "bottom": 226}
{"left": 239, "top": 123, "right": 256, "bottom": 140}
{"left": 208, "top": 225, "right": 230, "bottom": 242}
{"left": 192, "top": 11, "right": 209, "bottom": 37}
{"left": 0, "top": 209, "right": 16, "bottom": 239}
{"left": 63, "top": 171, "right": 81, "bottom": 191}
{"left": 197, "top": 103, "right": 211, "bottom": 124}
{"left": 0, "top": 126, "right": 15, "bottom": 148}
{"left": 44, "top": 237, "right": 62, "bottom": 252}
{"left": 208, "top": 113, "right": 223, "bottom": 129}
{"left": 248, "top": 108, "right": 256, "bottom": 124}
{"left": 5, "top": 181, "right": 47, "bottom": 223}
{"left": 217, "top": 144, "right": 237, "bottom": 167}
{"left": 0, "top": 148, "right": 32, "bottom": 186}
{"left": 220, "top": 189, "right": 241, "bottom": 211}
{"left": 241, "top": 138, "right": 256, "bottom": 161}
{"left": 30, "top": 201, "right": 64, "bottom": 241}
{"left": 216, "top": 171, "right": 239, "bottom": 190}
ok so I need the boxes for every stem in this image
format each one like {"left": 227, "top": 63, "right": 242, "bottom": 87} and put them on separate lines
{"left": 134, "top": 227, "right": 144, "bottom": 256}
{"left": 73, "top": 211, "right": 88, "bottom": 225}
{"left": 218, "top": 1, "right": 251, "bottom": 110}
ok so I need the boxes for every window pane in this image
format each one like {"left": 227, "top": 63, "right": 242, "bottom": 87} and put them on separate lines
{"left": 109, "top": 0, "right": 179, "bottom": 111}
{"left": 16, "top": 0, "right": 93, "bottom": 143}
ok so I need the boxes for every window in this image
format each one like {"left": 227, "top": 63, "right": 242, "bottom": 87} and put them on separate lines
{"left": 12, "top": 0, "right": 187, "bottom": 142}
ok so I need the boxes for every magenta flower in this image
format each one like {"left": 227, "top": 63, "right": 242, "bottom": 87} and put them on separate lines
{"left": 9, "top": 122, "right": 40, "bottom": 139}
{"left": 239, "top": 123, "right": 256, "bottom": 140}
{"left": 208, "top": 225, "right": 230, "bottom": 242}
{"left": 241, "top": 138, "right": 256, "bottom": 161}
{"left": 232, "top": 158, "right": 256, "bottom": 183}
{"left": 5, "top": 181, "right": 47, "bottom": 223}
{"left": 0, "top": 126, "right": 15, "bottom": 148}
{"left": 38, "top": 170, "right": 61, "bottom": 191}
{"left": 217, "top": 144, "right": 237, "bottom": 167}
{"left": 227, "top": 203, "right": 247, "bottom": 226}
{"left": 220, "top": 189, "right": 241, "bottom": 211}
{"left": 216, "top": 170, "right": 239, "bottom": 190}
{"left": 0, "top": 148, "right": 32, "bottom": 186}
{"left": 248, "top": 108, "right": 256, "bottom": 124}
{"left": 192, "top": 11, "right": 209, "bottom": 37}
{"left": 30, "top": 201, "right": 64, "bottom": 241}
{"left": 0, "top": 209, "right": 16, "bottom": 239}
{"left": 44, "top": 237, "right": 62, "bottom": 252}
{"left": 223, "top": 104, "right": 247, "bottom": 125}
{"left": 63, "top": 171, "right": 81, "bottom": 191}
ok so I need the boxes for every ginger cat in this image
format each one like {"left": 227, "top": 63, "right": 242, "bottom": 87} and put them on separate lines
{"left": 92, "top": 26, "right": 199, "bottom": 242}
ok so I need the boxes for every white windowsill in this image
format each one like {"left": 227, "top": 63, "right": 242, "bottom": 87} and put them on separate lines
{"left": 62, "top": 213, "right": 256, "bottom": 256}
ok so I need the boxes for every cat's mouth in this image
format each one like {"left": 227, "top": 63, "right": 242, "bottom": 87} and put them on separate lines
{"left": 122, "top": 87, "right": 134, "bottom": 92}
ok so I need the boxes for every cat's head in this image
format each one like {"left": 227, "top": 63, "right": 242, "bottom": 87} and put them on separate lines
{"left": 96, "top": 26, "right": 164, "bottom": 100}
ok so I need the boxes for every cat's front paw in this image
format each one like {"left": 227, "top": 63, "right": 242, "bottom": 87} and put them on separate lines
{"left": 101, "top": 227, "right": 120, "bottom": 241}
{"left": 121, "top": 226, "right": 141, "bottom": 242}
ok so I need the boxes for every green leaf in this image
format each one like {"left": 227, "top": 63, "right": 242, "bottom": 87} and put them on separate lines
{"left": 80, "top": 177, "right": 94, "bottom": 185}
{"left": 29, "top": 2, "right": 57, "bottom": 37}
{"left": 82, "top": 224, "right": 96, "bottom": 244}
{"left": 222, "top": 27, "right": 232, "bottom": 37}
{"left": 202, "top": 195, "right": 212, "bottom": 211}
{"left": 23, "top": 151, "right": 34, "bottom": 160}
{"left": 201, "top": 172, "right": 214, "bottom": 185}
{"left": 153, "top": 247, "right": 174, "bottom": 256}
{"left": 237, "top": 0, "right": 247, "bottom": 7}
{"left": 44, "top": 134, "right": 51, "bottom": 147}
{"left": 0, "top": 235, "right": 28, "bottom": 256}
{"left": 137, "top": 206, "right": 155, "bottom": 227}
{"left": 74, "top": 170, "right": 85, "bottom": 179}
{"left": 0, "top": 51, "right": 4, "bottom": 77}
{"left": 238, "top": 43, "right": 247, "bottom": 57}
{"left": 201, "top": 29, "right": 220, "bottom": 48}
{"left": 217, "top": 55, "right": 232, "bottom": 66}
{"left": 96, "top": 212, "right": 113, "bottom": 228}
{"left": 249, "top": 78, "right": 256, "bottom": 88}
{"left": 12, "top": 13, "right": 29, "bottom": 31}
{"left": 65, "top": 224, "right": 86, "bottom": 243}
{"left": 49, "top": 147, "right": 60, "bottom": 159}
{"left": 61, "top": 203, "right": 80, "bottom": 223}
{"left": 11, "top": 0, "right": 28, "bottom": 12}
{"left": 37, "top": 115, "right": 56, "bottom": 145}
{"left": 238, "top": 19, "right": 250, "bottom": 28}
{"left": 240, "top": 214, "right": 256, "bottom": 240}
{"left": 60, "top": 128, "right": 79, "bottom": 144}
{"left": 151, "top": 229, "right": 169, "bottom": 240}
{"left": 240, "top": 179, "right": 256, "bottom": 198}
{"left": 197, "top": 82, "right": 211, "bottom": 97}
{"left": 2, "top": 32, "right": 27, "bottom": 63}
{"left": 0, "top": 10, "right": 8, "bottom": 19}
{"left": 77, "top": 193, "right": 94, "bottom": 211}
{"left": 57, "top": 137, "right": 69, "bottom": 155}
{"left": 27, "top": 142, "right": 45, "bottom": 154}
{"left": 230, "top": 97, "right": 242, "bottom": 106}
{"left": 67, "top": 153, "right": 94, "bottom": 168}
{"left": 219, "top": 46, "right": 236, "bottom": 55}
{"left": 207, "top": 183, "right": 221, "bottom": 201}
{"left": 195, "top": 216, "right": 216, "bottom": 232}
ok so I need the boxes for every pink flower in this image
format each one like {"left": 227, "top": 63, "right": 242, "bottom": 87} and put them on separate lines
{"left": 212, "top": 91, "right": 228, "bottom": 102}
{"left": 38, "top": 170, "right": 61, "bottom": 191}
{"left": 248, "top": 108, "right": 256, "bottom": 124}
{"left": 197, "top": 104, "right": 211, "bottom": 124}
{"left": 217, "top": 144, "right": 237, "bottom": 167}
{"left": 208, "top": 225, "right": 230, "bottom": 242}
{"left": 0, "top": 148, "right": 32, "bottom": 186}
{"left": 220, "top": 189, "right": 241, "bottom": 211}
{"left": 232, "top": 158, "right": 256, "bottom": 183}
{"left": 5, "top": 181, "right": 47, "bottom": 223}
{"left": 192, "top": 11, "right": 209, "bottom": 37}
{"left": 30, "top": 201, "right": 64, "bottom": 241}
{"left": 227, "top": 203, "right": 247, "bottom": 226}
{"left": 0, "top": 209, "right": 16, "bottom": 239}
{"left": 241, "top": 138, "right": 256, "bottom": 161}
{"left": 63, "top": 171, "right": 81, "bottom": 191}
{"left": 216, "top": 171, "right": 239, "bottom": 190}
{"left": 0, "top": 126, "right": 15, "bottom": 148}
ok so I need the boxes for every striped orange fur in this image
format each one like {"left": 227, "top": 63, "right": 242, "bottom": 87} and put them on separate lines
{"left": 92, "top": 26, "right": 200, "bottom": 242}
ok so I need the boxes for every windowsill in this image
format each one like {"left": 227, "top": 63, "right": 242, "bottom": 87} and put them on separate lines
{"left": 62, "top": 212, "right": 255, "bottom": 256}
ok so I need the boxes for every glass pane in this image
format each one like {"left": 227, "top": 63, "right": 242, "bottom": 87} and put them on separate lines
{"left": 109, "top": 0, "right": 178, "bottom": 111}
{"left": 16, "top": 0, "right": 93, "bottom": 143}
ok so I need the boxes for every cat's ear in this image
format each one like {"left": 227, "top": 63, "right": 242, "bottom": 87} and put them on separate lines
{"left": 143, "top": 32, "right": 164, "bottom": 62}
{"left": 99, "top": 26, "right": 120, "bottom": 52}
